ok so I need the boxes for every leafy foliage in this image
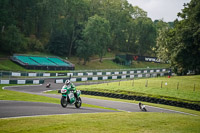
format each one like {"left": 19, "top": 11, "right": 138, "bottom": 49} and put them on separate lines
{"left": 84, "top": 15, "right": 111, "bottom": 62}
{"left": 113, "top": 56, "right": 126, "bottom": 65}
{"left": 0, "top": 0, "right": 176, "bottom": 65}
{"left": 156, "top": 0, "right": 200, "bottom": 75}
{"left": 48, "top": 31, "right": 69, "bottom": 56}
{"left": 0, "top": 25, "right": 27, "bottom": 54}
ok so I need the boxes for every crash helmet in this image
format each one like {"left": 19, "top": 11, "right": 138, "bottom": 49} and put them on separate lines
{"left": 65, "top": 79, "right": 70, "bottom": 85}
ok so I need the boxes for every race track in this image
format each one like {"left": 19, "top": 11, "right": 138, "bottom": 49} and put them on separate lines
{"left": 1, "top": 81, "right": 188, "bottom": 118}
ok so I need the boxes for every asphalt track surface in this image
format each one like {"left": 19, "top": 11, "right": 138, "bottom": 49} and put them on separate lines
{"left": 1, "top": 80, "right": 189, "bottom": 118}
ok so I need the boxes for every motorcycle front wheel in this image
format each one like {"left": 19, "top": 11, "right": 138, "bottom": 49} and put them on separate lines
{"left": 61, "top": 97, "right": 68, "bottom": 108}
{"left": 75, "top": 97, "right": 82, "bottom": 108}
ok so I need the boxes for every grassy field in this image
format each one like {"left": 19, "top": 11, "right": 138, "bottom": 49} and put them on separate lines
{"left": 0, "top": 112, "right": 199, "bottom": 133}
{"left": 77, "top": 75, "right": 200, "bottom": 104}
{"left": 0, "top": 60, "right": 26, "bottom": 72}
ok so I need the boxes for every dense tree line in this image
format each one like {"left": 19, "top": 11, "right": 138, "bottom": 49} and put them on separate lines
{"left": 156, "top": 0, "right": 200, "bottom": 75}
{"left": 0, "top": 0, "right": 161, "bottom": 62}
{"left": 1, "top": 0, "right": 198, "bottom": 75}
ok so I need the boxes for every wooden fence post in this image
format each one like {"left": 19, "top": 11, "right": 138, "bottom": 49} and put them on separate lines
{"left": 177, "top": 82, "right": 179, "bottom": 90}
{"left": 145, "top": 80, "right": 148, "bottom": 87}
{"left": 132, "top": 79, "right": 134, "bottom": 87}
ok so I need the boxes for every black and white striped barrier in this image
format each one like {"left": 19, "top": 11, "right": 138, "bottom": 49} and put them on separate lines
{"left": 55, "top": 72, "right": 167, "bottom": 83}
{"left": 0, "top": 79, "right": 44, "bottom": 84}
{"left": 0, "top": 68, "right": 169, "bottom": 77}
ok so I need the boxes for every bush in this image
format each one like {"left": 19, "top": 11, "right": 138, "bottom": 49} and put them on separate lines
{"left": 28, "top": 35, "right": 44, "bottom": 52}
{"left": 113, "top": 56, "right": 126, "bottom": 65}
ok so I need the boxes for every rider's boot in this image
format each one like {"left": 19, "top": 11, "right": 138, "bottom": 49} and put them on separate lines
{"left": 74, "top": 92, "right": 78, "bottom": 101}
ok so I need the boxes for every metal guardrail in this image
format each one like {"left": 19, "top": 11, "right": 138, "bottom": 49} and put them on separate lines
{"left": 0, "top": 68, "right": 170, "bottom": 84}
{"left": 69, "top": 67, "right": 168, "bottom": 73}
{"left": 0, "top": 68, "right": 170, "bottom": 78}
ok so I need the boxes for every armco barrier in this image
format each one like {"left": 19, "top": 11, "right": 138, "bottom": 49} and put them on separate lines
{"left": 0, "top": 79, "right": 44, "bottom": 84}
{"left": 81, "top": 91, "right": 200, "bottom": 111}
{"left": 55, "top": 72, "right": 168, "bottom": 83}
{"left": 0, "top": 68, "right": 170, "bottom": 77}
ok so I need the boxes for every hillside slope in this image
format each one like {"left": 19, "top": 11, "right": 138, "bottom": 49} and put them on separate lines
{"left": 0, "top": 52, "right": 169, "bottom": 72}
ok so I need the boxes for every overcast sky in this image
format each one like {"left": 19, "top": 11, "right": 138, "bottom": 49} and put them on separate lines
{"left": 127, "top": 0, "right": 191, "bottom": 22}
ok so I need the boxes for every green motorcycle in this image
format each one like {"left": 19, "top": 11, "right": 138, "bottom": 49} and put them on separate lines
{"left": 58, "top": 86, "right": 82, "bottom": 108}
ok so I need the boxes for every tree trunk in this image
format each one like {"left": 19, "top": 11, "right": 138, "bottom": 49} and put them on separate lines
{"left": 77, "top": 58, "right": 81, "bottom": 65}
{"left": 99, "top": 56, "right": 103, "bottom": 63}
{"left": 68, "top": 25, "right": 76, "bottom": 58}
{"left": 83, "top": 59, "right": 87, "bottom": 65}
{"left": 2, "top": 26, "right": 5, "bottom": 33}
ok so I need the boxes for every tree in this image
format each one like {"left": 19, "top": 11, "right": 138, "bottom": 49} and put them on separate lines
{"left": 63, "top": 0, "right": 89, "bottom": 57}
{"left": 0, "top": 0, "right": 159, "bottom": 58}
{"left": 1, "top": 24, "right": 27, "bottom": 54}
{"left": 135, "top": 17, "right": 156, "bottom": 56}
{"left": 156, "top": 0, "right": 200, "bottom": 75}
{"left": 76, "top": 39, "right": 93, "bottom": 65}
{"left": 175, "top": 0, "right": 200, "bottom": 74}
{"left": 156, "top": 27, "right": 175, "bottom": 62}
{"left": 83, "top": 15, "right": 111, "bottom": 62}
{"left": 48, "top": 30, "right": 69, "bottom": 56}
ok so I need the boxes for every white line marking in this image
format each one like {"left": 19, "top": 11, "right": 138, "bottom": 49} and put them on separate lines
{"left": 0, "top": 112, "right": 116, "bottom": 119}
{"left": 144, "top": 105, "right": 198, "bottom": 116}
{"left": 2, "top": 84, "right": 42, "bottom": 90}
{"left": 43, "top": 90, "right": 53, "bottom": 93}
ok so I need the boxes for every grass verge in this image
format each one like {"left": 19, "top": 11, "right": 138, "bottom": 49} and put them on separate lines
{"left": 0, "top": 85, "right": 60, "bottom": 104}
{"left": 0, "top": 85, "right": 118, "bottom": 111}
{"left": 0, "top": 112, "right": 199, "bottom": 133}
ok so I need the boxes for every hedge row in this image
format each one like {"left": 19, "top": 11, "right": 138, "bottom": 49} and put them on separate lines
{"left": 81, "top": 90, "right": 200, "bottom": 111}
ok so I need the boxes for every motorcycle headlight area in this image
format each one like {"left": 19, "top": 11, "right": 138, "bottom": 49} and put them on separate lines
{"left": 61, "top": 89, "right": 67, "bottom": 93}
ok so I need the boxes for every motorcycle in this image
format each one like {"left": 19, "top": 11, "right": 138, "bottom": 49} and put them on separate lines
{"left": 139, "top": 102, "right": 147, "bottom": 112}
{"left": 58, "top": 86, "right": 82, "bottom": 108}
{"left": 46, "top": 83, "right": 51, "bottom": 88}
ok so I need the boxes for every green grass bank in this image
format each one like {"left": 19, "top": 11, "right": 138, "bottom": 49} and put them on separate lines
{"left": 77, "top": 75, "right": 200, "bottom": 105}
{"left": 0, "top": 112, "right": 199, "bottom": 133}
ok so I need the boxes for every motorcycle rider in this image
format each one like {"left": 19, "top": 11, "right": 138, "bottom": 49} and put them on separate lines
{"left": 63, "top": 79, "right": 78, "bottom": 100}
{"left": 139, "top": 102, "right": 147, "bottom": 111}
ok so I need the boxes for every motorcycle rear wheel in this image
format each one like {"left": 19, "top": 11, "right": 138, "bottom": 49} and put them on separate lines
{"left": 142, "top": 108, "right": 147, "bottom": 112}
{"left": 61, "top": 97, "right": 68, "bottom": 108}
{"left": 75, "top": 97, "right": 82, "bottom": 108}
